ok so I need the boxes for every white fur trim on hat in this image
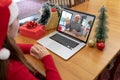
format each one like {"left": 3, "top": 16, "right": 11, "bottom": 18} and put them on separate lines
{"left": 8, "top": 1, "right": 18, "bottom": 25}
{"left": 0, "top": 48, "right": 10, "bottom": 60}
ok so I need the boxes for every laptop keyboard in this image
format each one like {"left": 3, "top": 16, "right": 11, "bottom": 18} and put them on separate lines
{"left": 50, "top": 33, "right": 79, "bottom": 49}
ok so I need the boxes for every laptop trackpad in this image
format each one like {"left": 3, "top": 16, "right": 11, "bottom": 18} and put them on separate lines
{"left": 45, "top": 41, "right": 76, "bottom": 60}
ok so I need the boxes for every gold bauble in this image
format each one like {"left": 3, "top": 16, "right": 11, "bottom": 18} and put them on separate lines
{"left": 88, "top": 39, "right": 95, "bottom": 47}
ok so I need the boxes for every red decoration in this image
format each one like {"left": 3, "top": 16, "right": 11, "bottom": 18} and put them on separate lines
{"left": 19, "top": 21, "right": 46, "bottom": 40}
{"left": 26, "top": 21, "right": 37, "bottom": 29}
{"left": 51, "top": 8, "right": 57, "bottom": 12}
{"left": 96, "top": 42, "right": 105, "bottom": 50}
{"left": 58, "top": 26, "right": 62, "bottom": 31}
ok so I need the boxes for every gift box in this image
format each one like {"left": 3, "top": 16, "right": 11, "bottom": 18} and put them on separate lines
{"left": 19, "top": 21, "right": 45, "bottom": 40}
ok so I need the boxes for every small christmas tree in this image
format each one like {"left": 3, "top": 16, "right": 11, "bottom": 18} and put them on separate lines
{"left": 95, "top": 6, "right": 109, "bottom": 42}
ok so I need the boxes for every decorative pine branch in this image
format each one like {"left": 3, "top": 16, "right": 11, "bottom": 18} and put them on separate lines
{"left": 94, "top": 6, "right": 109, "bottom": 42}
{"left": 37, "top": 2, "right": 61, "bottom": 25}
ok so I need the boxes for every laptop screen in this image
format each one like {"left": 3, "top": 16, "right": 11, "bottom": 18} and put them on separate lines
{"left": 57, "top": 8, "right": 96, "bottom": 43}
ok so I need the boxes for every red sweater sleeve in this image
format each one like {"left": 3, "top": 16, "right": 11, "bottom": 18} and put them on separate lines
{"left": 7, "top": 55, "right": 61, "bottom": 80}
{"left": 41, "top": 55, "right": 62, "bottom": 80}
{"left": 17, "top": 44, "right": 33, "bottom": 54}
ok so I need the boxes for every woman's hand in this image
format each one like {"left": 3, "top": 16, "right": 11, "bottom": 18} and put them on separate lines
{"left": 30, "top": 44, "right": 50, "bottom": 59}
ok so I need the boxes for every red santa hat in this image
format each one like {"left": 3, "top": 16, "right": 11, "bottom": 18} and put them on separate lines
{"left": 0, "top": 0, "right": 18, "bottom": 60}
{"left": 75, "top": 14, "right": 81, "bottom": 19}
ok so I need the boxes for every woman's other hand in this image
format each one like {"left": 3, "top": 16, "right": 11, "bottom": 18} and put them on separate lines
{"left": 30, "top": 44, "right": 50, "bottom": 59}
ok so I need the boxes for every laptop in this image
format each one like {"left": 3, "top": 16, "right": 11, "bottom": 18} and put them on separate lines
{"left": 37, "top": 8, "right": 96, "bottom": 60}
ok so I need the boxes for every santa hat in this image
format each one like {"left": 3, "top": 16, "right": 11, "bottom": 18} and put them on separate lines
{"left": 75, "top": 14, "right": 81, "bottom": 18}
{"left": 0, "top": 0, "right": 18, "bottom": 60}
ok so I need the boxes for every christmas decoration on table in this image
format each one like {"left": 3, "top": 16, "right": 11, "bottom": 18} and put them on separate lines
{"left": 19, "top": 21, "right": 45, "bottom": 40}
{"left": 88, "top": 39, "right": 95, "bottom": 47}
{"left": 37, "top": 2, "right": 62, "bottom": 30}
{"left": 26, "top": 21, "right": 37, "bottom": 29}
{"left": 96, "top": 42, "right": 105, "bottom": 50}
{"left": 94, "top": 6, "right": 109, "bottom": 50}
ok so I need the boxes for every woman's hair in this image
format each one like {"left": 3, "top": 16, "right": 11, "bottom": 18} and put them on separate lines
{"left": 0, "top": 35, "right": 36, "bottom": 80}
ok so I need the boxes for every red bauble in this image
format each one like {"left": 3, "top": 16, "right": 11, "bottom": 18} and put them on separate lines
{"left": 51, "top": 8, "right": 57, "bottom": 12}
{"left": 96, "top": 42, "right": 105, "bottom": 50}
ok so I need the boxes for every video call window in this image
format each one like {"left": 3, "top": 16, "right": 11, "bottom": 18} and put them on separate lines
{"left": 58, "top": 9, "right": 95, "bottom": 42}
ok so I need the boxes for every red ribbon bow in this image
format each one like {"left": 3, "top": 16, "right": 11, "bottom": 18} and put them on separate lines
{"left": 26, "top": 21, "right": 37, "bottom": 29}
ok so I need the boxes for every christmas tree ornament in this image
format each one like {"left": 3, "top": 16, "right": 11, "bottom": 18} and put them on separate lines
{"left": 88, "top": 39, "right": 95, "bottom": 47}
{"left": 51, "top": 7, "right": 57, "bottom": 12}
{"left": 96, "top": 42, "right": 105, "bottom": 50}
